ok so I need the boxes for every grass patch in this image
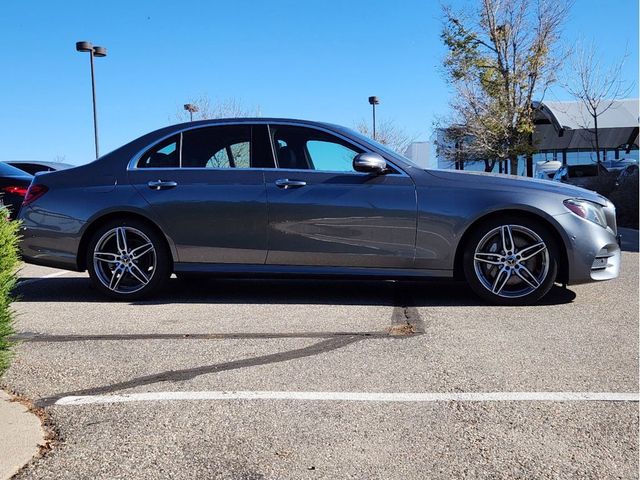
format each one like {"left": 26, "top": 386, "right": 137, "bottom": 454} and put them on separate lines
{"left": 0, "top": 208, "right": 20, "bottom": 375}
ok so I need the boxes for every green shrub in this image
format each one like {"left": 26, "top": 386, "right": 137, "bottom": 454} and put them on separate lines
{"left": 0, "top": 208, "right": 20, "bottom": 375}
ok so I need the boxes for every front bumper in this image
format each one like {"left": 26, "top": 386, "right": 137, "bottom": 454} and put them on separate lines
{"left": 553, "top": 211, "right": 621, "bottom": 285}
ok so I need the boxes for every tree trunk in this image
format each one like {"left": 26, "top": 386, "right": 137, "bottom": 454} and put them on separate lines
{"left": 484, "top": 159, "right": 496, "bottom": 172}
{"left": 509, "top": 155, "right": 518, "bottom": 176}
{"left": 594, "top": 114, "right": 601, "bottom": 168}
{"left": 526, "top": 132, "right": 533, "bottom": 177}
{"left": 526, "top": 153, "right": 533, "bottom": 177}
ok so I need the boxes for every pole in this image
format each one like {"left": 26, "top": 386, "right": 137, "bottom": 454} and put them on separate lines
{"left": 372, "top": 103, "right": 376, "bottom": 140}
{"left": 89, "top": 50, "right": 99, "bottom": 159}
{"left": 189, "top": 111, "right": 193, "bottom": 122}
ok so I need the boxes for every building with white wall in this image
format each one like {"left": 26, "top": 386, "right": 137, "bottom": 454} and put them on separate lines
{"left": 403, "top": 142, "right": 432, "bottom": 168}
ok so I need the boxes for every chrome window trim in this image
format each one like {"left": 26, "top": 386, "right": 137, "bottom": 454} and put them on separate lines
{"left": 126, "top": 120, "right": 408, "bottom": 177}
{"left": 118, "top": 167, "right": 406, "bottom": 177}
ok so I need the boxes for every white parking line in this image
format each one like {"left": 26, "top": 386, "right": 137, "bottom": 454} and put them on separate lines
{"left": 55, "top": 390, "right": 640, "bottom": 406}
{"left": 17, "top": 271, "right": 69, "bottom": 286}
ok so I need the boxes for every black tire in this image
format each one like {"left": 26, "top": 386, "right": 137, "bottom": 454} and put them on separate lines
{"left": 462, "top": 216, "right": 559, "bottom": 306}
{"left": 86, "top": 218, "right": 171, "bottom": 300}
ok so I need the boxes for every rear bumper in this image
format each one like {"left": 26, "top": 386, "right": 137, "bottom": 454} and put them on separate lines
{"left": 553, "top": 212, "right": 621, "bottom": 285}
{"left": 18, "top": 205, "right": 83, "bottom": 271}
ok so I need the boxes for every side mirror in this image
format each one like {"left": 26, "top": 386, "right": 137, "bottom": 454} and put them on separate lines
{"left": 353, "top": 152, "right": 387, "bottom": 174}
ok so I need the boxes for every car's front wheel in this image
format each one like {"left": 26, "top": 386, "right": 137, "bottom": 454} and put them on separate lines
{"left": 87, "top": 219, "right": 170, "bottom": 300}
{"left": 463, "top": 217, "right": 559, "bottom": 306}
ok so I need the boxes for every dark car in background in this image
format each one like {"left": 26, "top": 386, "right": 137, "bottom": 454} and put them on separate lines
{"left": 7, "top": 161, "right": 73, "bottom": 175}
{"left": 615, "top": 163, "right": 639, "bottom": 187}
{"left": 18, "top": 119, "right": 621, "bottom": 305}
{"left": 0, "top": 162, "right": 33, "bottom": 219}
{"left": 552, "top": 164, "right": 608, "bottom": 188}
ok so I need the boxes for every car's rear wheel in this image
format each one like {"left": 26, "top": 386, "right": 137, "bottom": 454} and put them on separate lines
{"left": 87, "top": 219, "right": 170, "bottom": 300}
{"left": 463, "top": 217, "right": 559, "bottom": 306}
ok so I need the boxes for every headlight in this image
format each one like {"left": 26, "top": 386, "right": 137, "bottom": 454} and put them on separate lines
{"left": 563, "top": 199, "right": 607, "bottom": 228}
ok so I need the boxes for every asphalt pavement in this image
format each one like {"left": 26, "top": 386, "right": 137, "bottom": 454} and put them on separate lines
{"left": 2, "top": 246, "right": 638, "bottom": 479}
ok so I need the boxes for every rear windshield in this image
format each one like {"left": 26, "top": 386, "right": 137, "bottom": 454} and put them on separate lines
{"left": 0, "top": 162, "right": 30, "bottom": 176}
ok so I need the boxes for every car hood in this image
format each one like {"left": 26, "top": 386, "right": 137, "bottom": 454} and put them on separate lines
{"left": 424, "top": 169, "right": 608, "bottom": 205}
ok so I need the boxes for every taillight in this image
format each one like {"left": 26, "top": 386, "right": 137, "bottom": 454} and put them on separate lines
{"left": 2, "top": 186, "right": 28, "bottom": 197}
{"left": 22, "top": 184, "right": 49, "bottom": 206}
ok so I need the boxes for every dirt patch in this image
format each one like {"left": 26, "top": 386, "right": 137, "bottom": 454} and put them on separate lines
{"left": 387, "top": 322, "right": 417, "bottom": 336}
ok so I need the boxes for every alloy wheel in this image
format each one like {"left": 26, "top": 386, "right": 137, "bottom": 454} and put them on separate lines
{"left": 473, "top": 224, "right": 550, "bottom": 299}
{"left": 92, "top": 226, "right": 157, "bottom": 294}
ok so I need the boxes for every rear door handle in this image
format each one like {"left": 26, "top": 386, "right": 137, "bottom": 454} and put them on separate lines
{"left": 275, "top": 178, "right": 307, "bottom": 189}
{"left": 148, "top": 180, "right": 178, "bottom": 190}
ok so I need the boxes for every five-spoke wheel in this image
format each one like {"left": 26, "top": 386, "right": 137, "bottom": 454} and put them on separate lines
{"left": 87, "top": 219, "right": 170, "bottom": 300}
{"left": 463, "top": 217, "right": 558, "bottom": 305}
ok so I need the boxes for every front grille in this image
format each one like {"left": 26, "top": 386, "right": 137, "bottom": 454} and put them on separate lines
{"left": 591, "top": 257, "right": 609, "bottom": 270}
{"left": 591, "top": 247, "right": 615, "bottom": 271}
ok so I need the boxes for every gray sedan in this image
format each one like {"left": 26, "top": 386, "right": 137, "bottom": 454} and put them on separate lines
{"left": 18, "top": 119, "right": 621, "bottom": 305}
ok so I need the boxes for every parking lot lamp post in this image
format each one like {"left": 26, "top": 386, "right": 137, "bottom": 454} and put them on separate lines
{"left": 184, "top": 103, "right": 199, "bottom": 122}
{"left": 76, "top": 41, "right": 107, "bottom": 160}
{"left": 368, "top": 96, "right": 380, "bottom": 140}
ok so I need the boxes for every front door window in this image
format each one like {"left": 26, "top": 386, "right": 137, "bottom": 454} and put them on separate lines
{"left": 271, "top": 125, "right": 363, "bottom": 172}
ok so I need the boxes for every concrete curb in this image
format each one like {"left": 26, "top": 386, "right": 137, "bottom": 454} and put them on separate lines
{"left": 0, "top": 390, "right": 45, "bottom": 480}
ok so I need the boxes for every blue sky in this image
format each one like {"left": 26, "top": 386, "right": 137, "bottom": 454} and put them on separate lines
{"left": 1, "top": 0, "right": 638, "bottom": 164}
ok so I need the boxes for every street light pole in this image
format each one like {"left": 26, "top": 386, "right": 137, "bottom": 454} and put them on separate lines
{"left": 76, "top": 41, "right": 107, "bottom": 160}
{"left": 368, "top": 96, "right": 380, "bottom": 140}
{"left": 88, "top": 48, "right": 99, "bottom": 159}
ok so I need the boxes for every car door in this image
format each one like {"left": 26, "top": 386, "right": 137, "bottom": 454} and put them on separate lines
{"left": 263, "top": 124, "right": 417, "bottom": 268}
{"left": 128, "top": 124, "right": 272, "bottom": 264}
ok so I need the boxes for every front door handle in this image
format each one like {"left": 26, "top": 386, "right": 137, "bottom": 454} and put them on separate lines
{"left": 148, "top": 180, "right": 178, "bottom": 190}
{"left": 275, "top": 178, "right": 307, "bottom": 189}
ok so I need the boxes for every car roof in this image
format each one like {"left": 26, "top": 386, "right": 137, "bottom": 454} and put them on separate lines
{"left": 165, "top": 117, "right": 345, "bottom": 132}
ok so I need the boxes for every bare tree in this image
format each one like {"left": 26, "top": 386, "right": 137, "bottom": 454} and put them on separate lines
{"left": 354, "top": 119, "right": 415, "bottom": 154}
{"left": 564, "top": 42, "right": 633, "bottom": 165}
{"left": 440, "top": 0, "right": 571, "bottom": 175}
{"left": 175, "top": 95, "right": 261, "bottom": 122}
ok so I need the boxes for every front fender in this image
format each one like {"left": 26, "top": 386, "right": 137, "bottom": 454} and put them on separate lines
{"left": 414, "top": 184, "right": 571, "bottom": 271}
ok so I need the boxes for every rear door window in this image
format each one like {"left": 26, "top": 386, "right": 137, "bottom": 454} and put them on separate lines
{"left": 136, "top": 125, "right": 276, "bottom": 169}
{"left": 182, "top": 125, "right": 252, "bottom": 168}
{"left": 137, "top": 135, "right": 180, "bottom": 168}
